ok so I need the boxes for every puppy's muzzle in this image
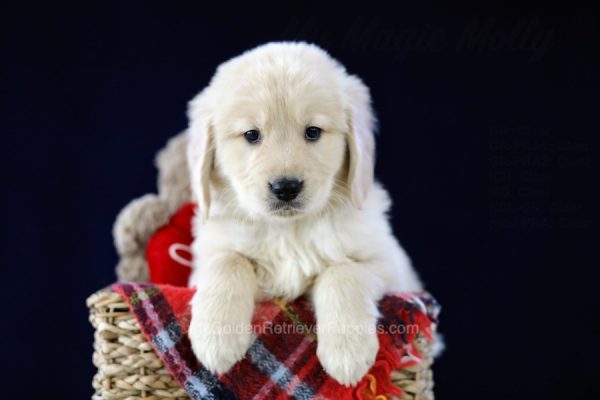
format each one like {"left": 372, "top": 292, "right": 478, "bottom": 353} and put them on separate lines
{"left": 269, "top": 177, "right": 303, "bottom": 202}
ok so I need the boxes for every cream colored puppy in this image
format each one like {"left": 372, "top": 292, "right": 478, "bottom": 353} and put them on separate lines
{"left": 186, "top": 42, "right": 423, "bottom": 386}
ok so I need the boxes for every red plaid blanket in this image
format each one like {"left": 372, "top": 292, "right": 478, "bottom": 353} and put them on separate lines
{"left": 113, "top": 283, "right": 439, "bottom": 400}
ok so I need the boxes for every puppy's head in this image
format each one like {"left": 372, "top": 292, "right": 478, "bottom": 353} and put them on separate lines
{"left": 188, "top": 42, "right": 375, "bottom": 221}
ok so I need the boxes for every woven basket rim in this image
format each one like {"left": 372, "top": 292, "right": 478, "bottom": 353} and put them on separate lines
{"left": 88, "top": 287, "right": 434, "bottom": 400}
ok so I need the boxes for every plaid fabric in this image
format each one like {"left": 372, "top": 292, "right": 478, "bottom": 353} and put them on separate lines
{"left": 113, "top": 283, "right": 439, "bottom": 400}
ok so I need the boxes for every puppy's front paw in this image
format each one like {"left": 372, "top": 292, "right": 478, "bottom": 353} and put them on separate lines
{"left": 317, "top": 322, "right": 379, "bottom": 386}
{"left": 189, "top": 309, "right": 253, "bottom": 374}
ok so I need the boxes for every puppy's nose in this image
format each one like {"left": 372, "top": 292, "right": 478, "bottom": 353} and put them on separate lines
{"left": 269, "top": 177, "right": 303, "bottom": 202}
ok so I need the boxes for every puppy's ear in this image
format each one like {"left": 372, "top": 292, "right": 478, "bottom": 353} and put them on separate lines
{"left": 187, "top": 89, "right": 215, "bottom": 223}
{"left": 344, "top": 76, "right": 376, "bottom": 209}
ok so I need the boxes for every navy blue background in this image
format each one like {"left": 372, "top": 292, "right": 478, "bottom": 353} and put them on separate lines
{"left": 1, "top": 3, "right": 598, "bottom": 399}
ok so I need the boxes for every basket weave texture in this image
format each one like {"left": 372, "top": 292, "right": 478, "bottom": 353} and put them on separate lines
{"left": 88, "top": 289, "right": 434, "bottom": 400}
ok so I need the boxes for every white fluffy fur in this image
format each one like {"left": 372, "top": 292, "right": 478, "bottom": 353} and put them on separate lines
{"left": 186, "top": 42, "right": 423, "bottom": 386}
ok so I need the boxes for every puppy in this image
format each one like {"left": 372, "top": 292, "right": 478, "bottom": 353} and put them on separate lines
{"left": 186, "top": 42, "right": 423, "bottom": 386}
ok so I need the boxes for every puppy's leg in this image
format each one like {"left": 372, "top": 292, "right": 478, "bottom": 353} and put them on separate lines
{"left": 311, "top": 261, "right": 384, "bottom": 386}
{"left": 189, "top": 251, "right": 257, "bottom": 374}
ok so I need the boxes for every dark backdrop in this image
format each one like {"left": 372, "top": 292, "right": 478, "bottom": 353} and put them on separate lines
{"left": 1, "top": 3, "right": 598, "bottom": 399}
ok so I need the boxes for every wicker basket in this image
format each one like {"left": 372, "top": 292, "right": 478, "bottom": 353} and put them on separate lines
{"left": 88, "top": 289, "right": 434, "bottom": 400}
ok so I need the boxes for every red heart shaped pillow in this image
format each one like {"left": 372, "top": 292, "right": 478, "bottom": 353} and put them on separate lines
{"left": 146, "top": 203, "right": 196, "bottom": 286}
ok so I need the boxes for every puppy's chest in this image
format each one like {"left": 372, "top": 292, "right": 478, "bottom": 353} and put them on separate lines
{"left": 245, "top": 227, "right": 338, "bottom": 300}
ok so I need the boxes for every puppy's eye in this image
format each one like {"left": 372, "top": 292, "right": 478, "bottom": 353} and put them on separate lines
{"left": 244, "top": 129, "right": 261, "bottom": 144}
{"left": 305, "top": 126, "right": 321, "bottom": 142}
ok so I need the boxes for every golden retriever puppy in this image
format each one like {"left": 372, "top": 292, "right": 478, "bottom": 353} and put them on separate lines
{"left": 186, "top": 42, "right": 423, "bottom": 386}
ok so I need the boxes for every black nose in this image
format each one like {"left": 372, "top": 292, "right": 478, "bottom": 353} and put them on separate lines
{"left": 269, "top": 177, "right": 303, "bottom": 202}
